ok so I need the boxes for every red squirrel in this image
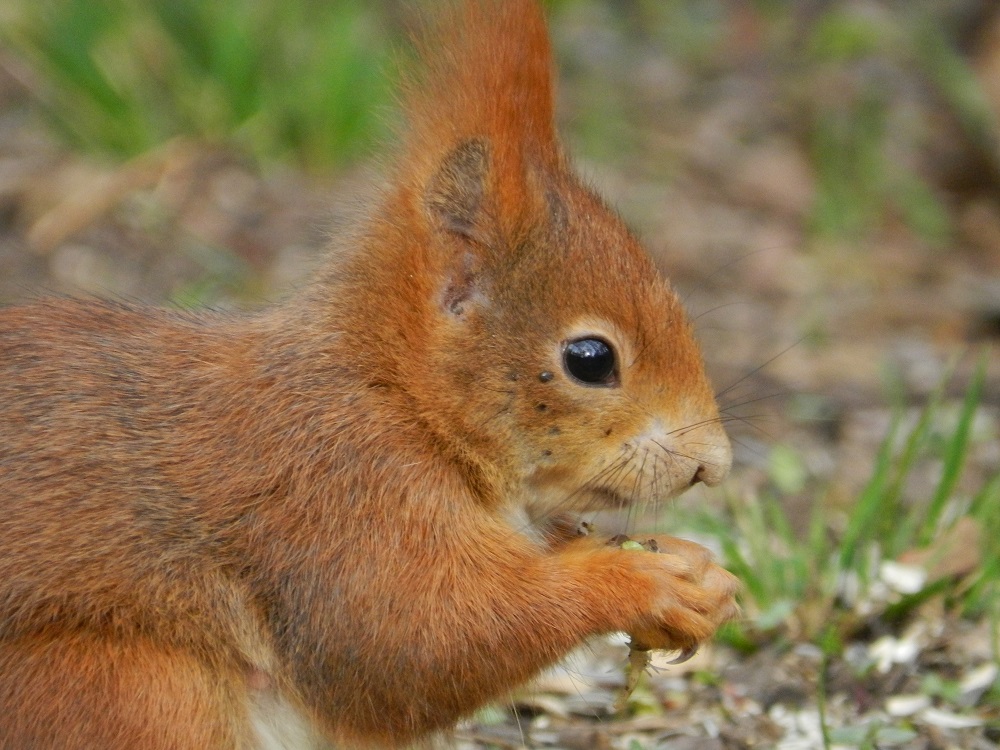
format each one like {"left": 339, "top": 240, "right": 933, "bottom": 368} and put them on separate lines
{"left": 0, "top": 1, "right": 738, "bottom": 747}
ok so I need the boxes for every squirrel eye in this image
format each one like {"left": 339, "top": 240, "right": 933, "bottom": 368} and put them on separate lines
{"left": 563, "top": 338, "right": 617, "bottom": 386}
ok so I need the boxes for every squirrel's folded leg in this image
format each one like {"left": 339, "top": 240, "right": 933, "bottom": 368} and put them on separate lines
{"left": 0, "top": 632, "right": 255, "bottom": 750}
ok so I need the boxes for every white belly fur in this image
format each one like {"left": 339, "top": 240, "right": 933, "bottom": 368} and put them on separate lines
{"left": 250, "top": 690, "right": 330, "bottom": 750}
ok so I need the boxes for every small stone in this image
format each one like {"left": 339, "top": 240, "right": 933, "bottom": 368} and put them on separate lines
{"left": 878, "top": 560, "right": 926, "bottom": 594}
{"left": 885, "top": 694, "right": 931, "bottom": 717}
{"left": 920, "top": 707, "right": 984, "bottom": 729}
{"left": 959, "top": 662, "right": 999, "bottom": 704}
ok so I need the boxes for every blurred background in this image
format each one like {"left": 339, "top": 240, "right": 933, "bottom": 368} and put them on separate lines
{"left": 0, "top": 1, "right": 997, "bottom": 747}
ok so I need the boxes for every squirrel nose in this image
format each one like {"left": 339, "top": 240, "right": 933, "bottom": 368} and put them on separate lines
{"left": 638, "top": 417, "right": 732, "bottom": 494}
{"left": 691, "top": 463, "right": 719, "bottom": 487}
{"left": 688, "top": 432, "right": 732, "bottom": 487}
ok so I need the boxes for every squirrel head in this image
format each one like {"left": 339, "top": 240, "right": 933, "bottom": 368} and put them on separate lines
{"left": 333, "top": 0, "right": 731, "bottom": 517}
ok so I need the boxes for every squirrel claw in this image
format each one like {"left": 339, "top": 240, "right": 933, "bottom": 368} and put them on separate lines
{"left": 668, "top": 645, "right": 699, "bottom": 664}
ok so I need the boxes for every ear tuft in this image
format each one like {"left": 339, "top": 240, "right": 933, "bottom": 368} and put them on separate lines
{"left": 401, "top": 0, "right": 557, "bottom": 165}
{"left": 425, "top": 139, "right": 490, "bottom": 237}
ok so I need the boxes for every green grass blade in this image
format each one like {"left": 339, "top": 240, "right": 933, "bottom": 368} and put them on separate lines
{"left": 886, "top": 368, "right": 951, "bottom": 552}
{"left": 919, "top": 355, "right": 986, "bottom": 545}
{"left": 838, "top": 413, "right": 899, "bottom": 574}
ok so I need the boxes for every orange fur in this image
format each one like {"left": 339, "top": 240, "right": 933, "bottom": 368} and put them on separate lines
{"left": 0, "top": 1, "right": 738, "bottom": 747}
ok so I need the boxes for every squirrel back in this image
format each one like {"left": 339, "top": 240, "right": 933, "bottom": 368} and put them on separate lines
{"left": 0, "top": 2, "right": 738, "bottom": 748}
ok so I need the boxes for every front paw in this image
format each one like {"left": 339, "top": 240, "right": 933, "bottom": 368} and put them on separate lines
{"left": 620, "top": 535, "right": 740, "bottom": 652}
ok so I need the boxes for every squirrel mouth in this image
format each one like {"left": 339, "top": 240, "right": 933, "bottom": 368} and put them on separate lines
{"left": 587, "top": 487, "right": 631, "bottom": 509}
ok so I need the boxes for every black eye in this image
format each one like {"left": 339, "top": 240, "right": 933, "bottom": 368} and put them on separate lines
{"left": 563, "top": 338, "right": 617, "bottom": 385}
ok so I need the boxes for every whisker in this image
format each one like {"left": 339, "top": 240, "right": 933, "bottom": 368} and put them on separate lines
{"left": 728, "top": 435, "right": 769, "bottom": 462}
{"left": 598, "top": 451, "right": 636, "bottom": 501}
{"left": 509, "top": 697, "right": 525, "bottom": 747}
{"left": 627, "top": 324, "right": 661, "bottom": 370}
{"left": 666, "top": 411, "right": 777, "bottom": 444}
{"left": 650, "top": 454, "right": 662, "bottom": 533}
{"left": 717, "top": 413, "right": 778, "bottom": 441}
{"left": 624, "top": 448, "right": 649, "bottom": 533}
{"left": 512, "top": 449, "right": 636, "bottom": 536}
{"left": 650, "top": 439, "right": 713, "bottom": 470}
{"left": 718, "top": 391, "right": 790, "bottom": 412}
{"left": 666, "top": 415, "right": 731, "bottom": 438}
{"left": 681, "top": 248, "right": 772, "bottom": 306}
{"left": 689, "top": 301, "right": 751, "bottom": 323}
{"left": 473, "top": 389, "right": 516, "bottom": 430}
{"left": 714, "top": 337, "right": 804, "bottom": 401}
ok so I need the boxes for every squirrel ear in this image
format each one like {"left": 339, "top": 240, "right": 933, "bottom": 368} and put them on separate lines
{"left": 426, "top": 139, "right": 491, "bottom": 318}
{"left": 425, "top": 139, "right": 490, "bottom": 238}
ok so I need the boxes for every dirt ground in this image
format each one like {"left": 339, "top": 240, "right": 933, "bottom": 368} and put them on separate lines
{"left": 0, "top": 3, "right": 997, "bottom": 748}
